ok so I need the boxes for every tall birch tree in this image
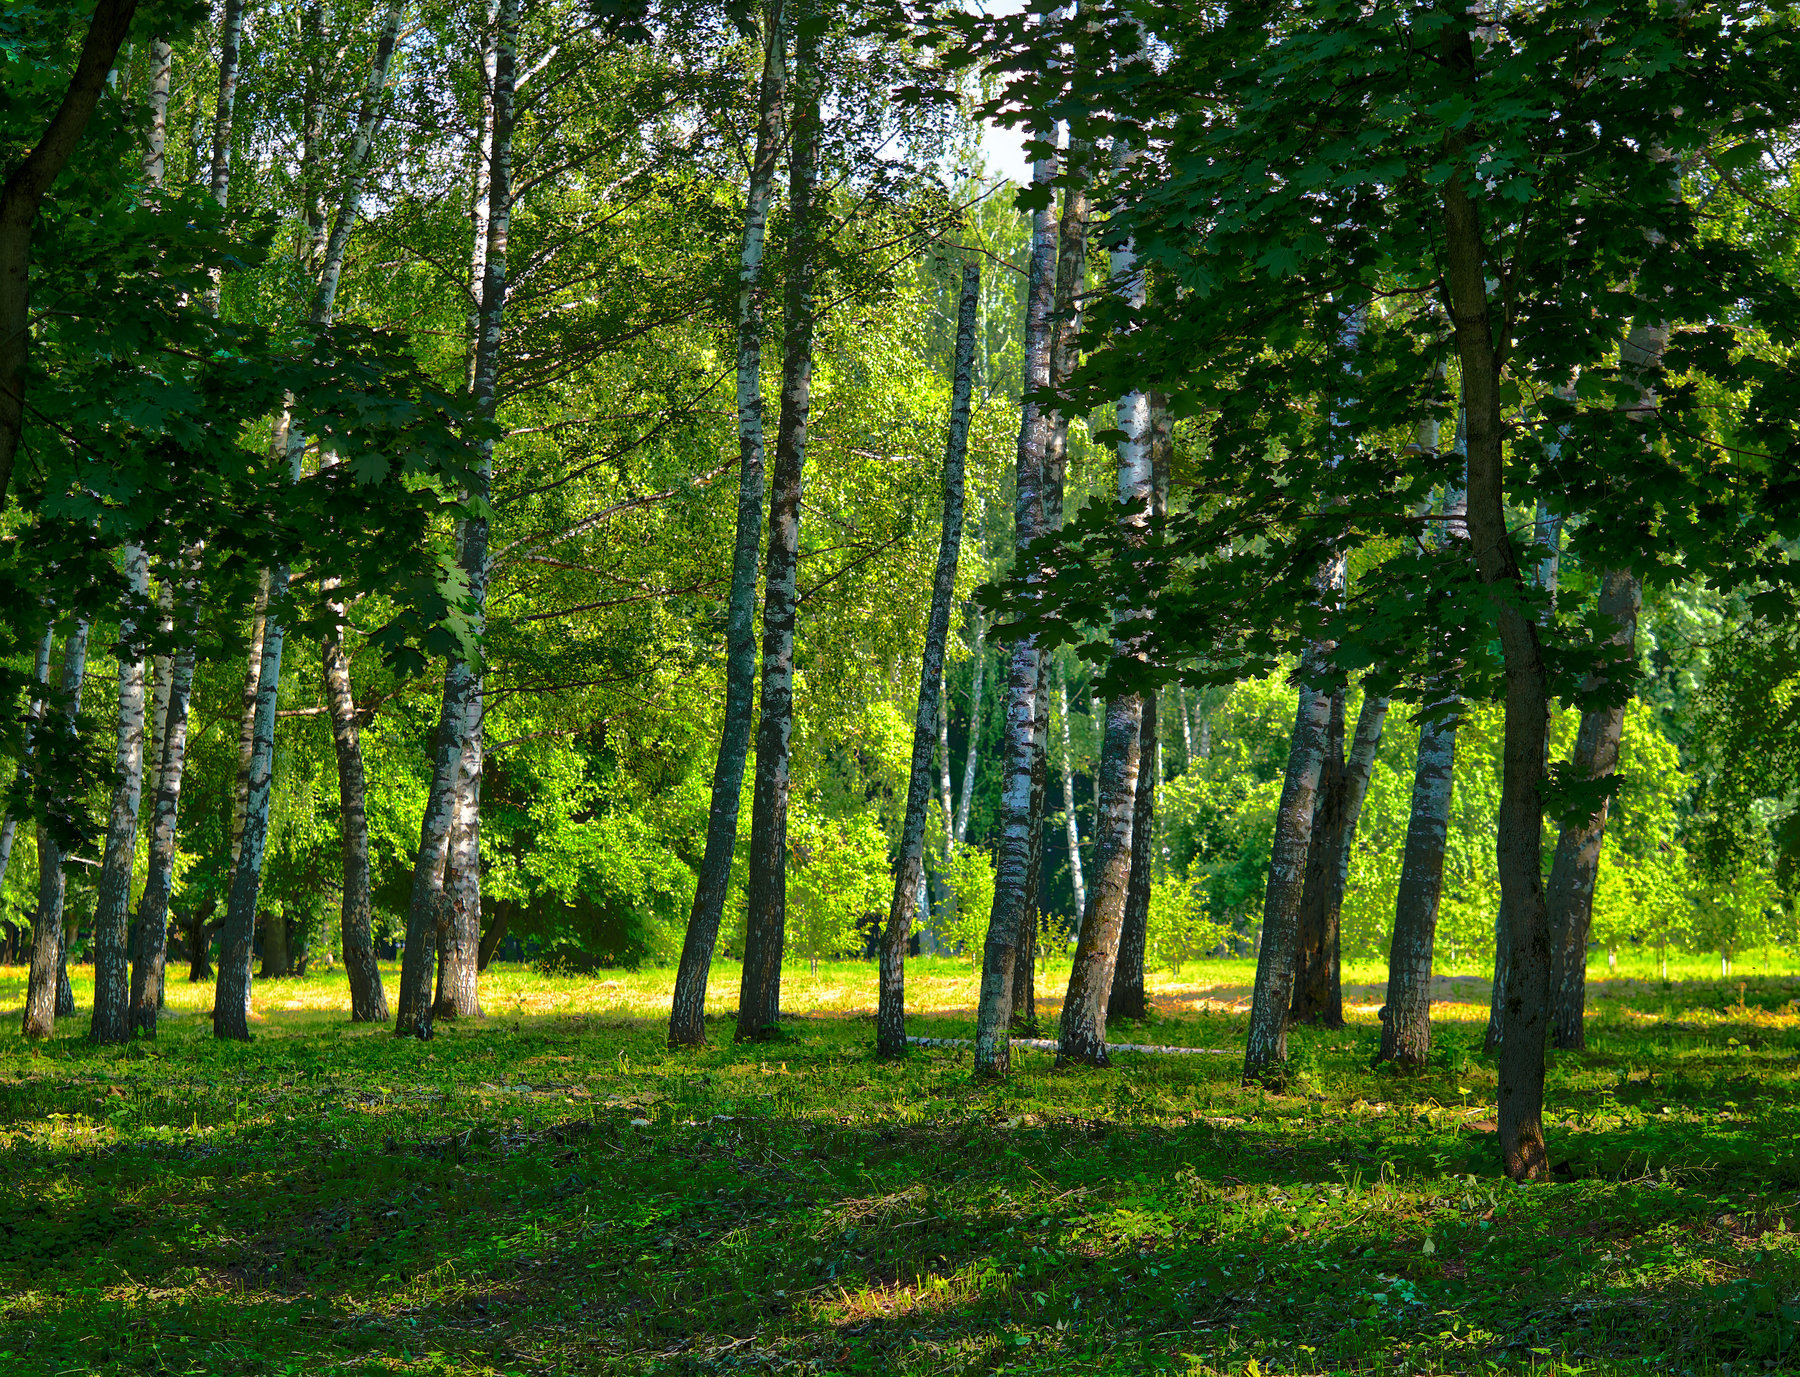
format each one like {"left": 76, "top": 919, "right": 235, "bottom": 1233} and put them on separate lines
{"left": 876, "top": 258, "right": 979, "bottom": 1057}
{"left": 669, "top": 0, "right": 787, "bottom": 1048}
{"left": 23, "top": 623, "right": 89, "bottom": 1039}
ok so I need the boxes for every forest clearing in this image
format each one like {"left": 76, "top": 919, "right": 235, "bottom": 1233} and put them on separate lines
{"left": 4, "top": 957, "right": 1800, "bottom": 1376}
{"left": 7, "top": 0, "right": 1800, "bottom": 1371}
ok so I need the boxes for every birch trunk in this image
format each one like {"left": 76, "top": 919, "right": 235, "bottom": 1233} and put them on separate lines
{"left": 668, "top": 0, "right": 786, "bottom": 1047}
{"left": 1440, "top": 27, "right": 1556, "bottom": 1179}
{"left": 876, "top": 259, "right": 978, "bottom": 1057}
{"left": 1241, "top": 641, "right": 1332, "bottom": 1078}
{"left": 1544, "top": 572, "right": 1638, "bottom": 1048}
{"left": 305, "top": 0, "right": 402, "bottom": 1021}
{"left": 1545, "top": 317, "right": 1664, "bottom": 1048}
{"left": 1057, "top": 182, "right": 1154, "bottom": 1066}
{"left": 970, "top": 147, "right": 1057, "bottom": 1077}
{"left": 214, "top": 562, "right": 290, "bottom": 1037}
{"left": 131, "top": 581, "right": 197, "bottom": 1036}
{"left": 937, "top": 682, "right": 954, "bottom": 833}
{"left": 1290, "top": 690, "right": 1346, "bottom": 1027}
{"left": 737, "top": 13, "right": 822, "bottom": 1041}
{"left": 23, "top": 623, "right": 89, "bottom": 1039}
{"left": 229, "top": 577, "right": 270, "bottom": 872}
{"left": 89, "top": 546, "right": 150, "bottom": 1043}
{"left": 952, "top": 607, "right": 984, "bottom": 848}
{"left": 200, "top": 0, "right": 245, "bottom": 310}
{"left": 397, "top": 0, "right": 517, "bottom": 1037}
{"left": 1176, "top": 686, "right": 1193, "bottom": 765}
{"left": 435, "top": 716, "right": 484, "bottom": 1019}
{"left": 1057, "top": 669, "right": 1086, "bottom": 920}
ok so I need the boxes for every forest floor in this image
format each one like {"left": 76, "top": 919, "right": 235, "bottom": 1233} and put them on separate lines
{"left": 2, "top": 956, "right": 1798, "bottom": 1375}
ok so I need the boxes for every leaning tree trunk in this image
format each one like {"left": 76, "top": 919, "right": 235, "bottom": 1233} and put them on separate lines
{"left": 397, "top": 0, "right": 517, "bottom": 1038}
{"left": 1108, "top": 693, "right": 1159, "bottom": 1024}
{"left": 668, "top": 0, "right": 787, "bottom": 1048}
{"left": 875, "top": 259, "right": 978, "bottom": 1057}
{"left": 1106, "top": 394, "right": 1171, "bottom": 1026}
{"left": 1440, "top": 37, "right": 1556, "bottom": 1180}
{"left": 1243, "top": 297, "right": 1364, "bottom": 1079}
{"left": 131, "top": 578, "right": 197, "bottom": 1037}
{"left": 23, "top": 622, "right": 90, "bottom": 1039}
{"left": 89, "top": 546, "right": 151, "bottom": 1043}
{"left": 970, "top": 147, "right": 1057, "bottom": 1078}
{"left": 1292, "top": 686, "right": 1386, "bottom": 1027}
{"left": 736, "top": 15, "right": 822, "bottom": 1043}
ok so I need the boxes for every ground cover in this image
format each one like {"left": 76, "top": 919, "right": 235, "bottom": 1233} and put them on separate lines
{"left": 2, "top": 957, "right": 1798, "bottom": 1375}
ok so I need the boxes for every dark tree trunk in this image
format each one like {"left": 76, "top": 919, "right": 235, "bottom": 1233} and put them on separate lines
{"left": 185, "top": 902, "right": 217, "bottom": 982}
{"left": 971, "top": 146, "right": 1057, "bottom": 1077}
{"left": 876, "top": 260, "right": 977, "bottom": 1057}
{"left": 477, "top": 903, "right": 510, "bottom": 971}
{"left": 669, "top": 0, "right": 786, "bottom": 1047}
{"left": 1440, "top": 26, "right": 1555, "bottom": 1179}
{"left": 1108, "top": 693, "right": 1158, "bottom": 1024}
{"left": 736, "top": 14, "right": 822, "bottom": 1042}
{"left": 323, "top": 628, "right": 387, "bottom": 1020}
{"left": 1291, "top": 692, "right": 1347, "bottom": 1028}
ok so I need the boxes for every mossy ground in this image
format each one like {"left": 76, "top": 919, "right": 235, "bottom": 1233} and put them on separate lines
{"left": 3, "top": 955, "right": 1798, "bottom": 1375}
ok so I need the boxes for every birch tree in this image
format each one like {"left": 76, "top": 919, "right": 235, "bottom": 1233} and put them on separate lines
{"left": 668, "top": 0, "right": 787, "bottom": 1048}
{"left": 23, "top": 623, "right": 89, "bottom": 1039}
{"left": 397, "top": 0, "right": 520, "bottom": 1038}
{"left": 737, "top": 7, "right": 823, "bottom": 1040}
{"left": 876, "top": 258, "right": 979, "bottom": 1057}
{"left": 969, "top": 141, "right": 1056, "bottom": 1076}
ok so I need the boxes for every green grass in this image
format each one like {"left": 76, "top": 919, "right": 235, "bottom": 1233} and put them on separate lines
{"left": 3, "top": 957, "right": 1799, "bottom": 1375}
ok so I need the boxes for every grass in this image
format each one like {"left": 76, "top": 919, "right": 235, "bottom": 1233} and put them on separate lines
{"left": 2, "top": 955, "right": 1799, "bottom": 1375}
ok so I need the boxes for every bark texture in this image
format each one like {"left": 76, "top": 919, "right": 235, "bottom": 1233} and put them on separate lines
{"left": 398, "top": 0, "right": 517, "bottom": 1037}
{"left": 90, "top": 546, "right": 151, "bottom": 1043}
{"left": 875, "top": 259, "right": 978, "bottom": 1057}
{"left": 736, "top": 14, "right": 822, "bottom": 1041}
{"left": 435, "top": 720, "right": 484, "bottom": 1020}
{"left": 952, "top": 607, "right": 984, "bottom": 848}
{"left": 132, "top": 581, "right": 197, "bottom": 1037}
{"left": 971, "top": 147, "right": 1057, "bottom": 1077}
{"left": 1057, "top": 669, "right": 1087, "bottom": 920}
{"left": 1290, "top": 690, "right": 1346, "bottom": 1028}
{"left": 1108, "top": 693, "right": 1158, "bottom": 1023}
{"left": 1441, "top": 22, "right": 1555, "bottom": 1179}
{"left": 23, "top": 623, "right": 89, "bottom": 1039}
{"left": 668, "top": 0, "right": 786, "bottom": 1047}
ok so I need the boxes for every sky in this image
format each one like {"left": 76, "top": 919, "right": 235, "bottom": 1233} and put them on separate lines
{"left": 981, "top": 119, "right": 1034, "bottom": 185}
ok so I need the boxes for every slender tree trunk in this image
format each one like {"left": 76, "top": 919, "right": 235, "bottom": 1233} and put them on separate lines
{"left": 953, "top": 607, "right": 984, "bottom": 848}
{"left": 23, "top": 623, "right": 89, "bottom": 1039}
{"left": 56, "top": 910, "right": 75, "bottom": 1015}
{"left": 214, "top": 561, "right": 291, "bottom": 1037}
{"left": 0, "top": 0, "right": 141, "bottom": 503}
{"left": 1055, "top": 129, "right": 1153, "bottom": 1066}
{"left": 322, "top": 629, "right": 386, "bottom": 1019}
{"left": 90, "top": 547, "right": 151, "bottom": 1042}
{"left": 131, "top": 582, "right": 196, "bottom": 1036}
{"left": 398, "top": 0, "right": 517, "bottom": 1038}
{"left": 230, "top": 577, "right": 270, "bottom": 872}
{"left": 1241, "top": 641, "right": 1332, "bottom": 1078}
{"left": 876, "top": 260, "right": 978, "bottom": 1057}
{"left": 1290, "top": 691, "right": 1346, "bottom": 1027}
{"left": 937, "top": 682, "right": 954, "bottom": 832}
{"left": 1440, "top": 27, "right": 1555, "bottom": 1180}
{"left": 736, "top": 14, "right": 822, "bottom": 1042}
{"left": 971, "top": 146, "right": 1057, "bottom": 1077}
{"left": 185, "top": 901, "right": 216, "bottom": 981}
{"left": 668, "top": 0, "right": 786, "bottom": 1047}
{"left": 1176, "top": 686, "right": 1193, "bottom": 765}
{"left": 1108, "top": 693, "right": 1158, "bottom": 1023}
{"left": 435, "top": 717, "right": 484, "bottom": 1019}
{"left": 477, "top": 904, "right": 509, "bottom": 969}
{"left": 1057, "top": 669, "right": 1087, "bottom": 920}
{"left": 260, "top": 908, "right": 290, "bottom": 978}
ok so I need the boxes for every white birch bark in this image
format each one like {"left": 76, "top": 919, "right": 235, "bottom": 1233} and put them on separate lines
{"left": 89, "top": 544, "right": 150, "bottom": 1043}
{"left": 952, "top": 605, "right": 984, "bottom": 850}
{"left": 398, "top": 0, "right": 518, "bottom": 1037}
{"left": 971, "top": 147, "right": 1057, "bottom": 1076}
{"left": 1057, "top": 667, "right": 1087, "bottom": 920}
{"left": 667, "top": 0, "right": 787, "bottom": 1047}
